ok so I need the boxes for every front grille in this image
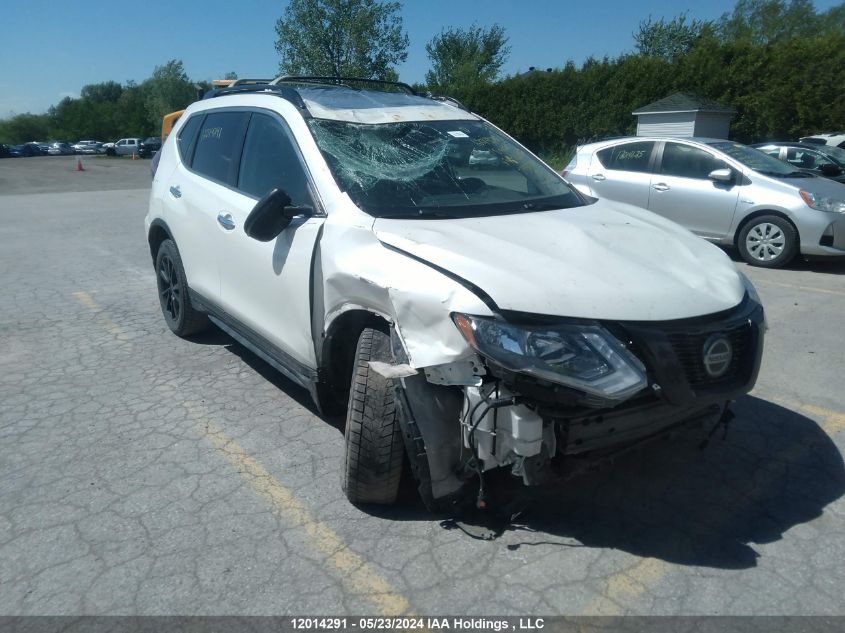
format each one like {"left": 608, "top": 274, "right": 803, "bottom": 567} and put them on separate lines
{"left": 668, "top": 323, "right": 751, "bottom": 391}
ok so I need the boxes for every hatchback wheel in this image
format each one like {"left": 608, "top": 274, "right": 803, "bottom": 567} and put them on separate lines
{"left": 155, "top": 239, "right": 208, "bottom": 336}
{"left": 738, "top": 215, "right": 798, "bottom": 268}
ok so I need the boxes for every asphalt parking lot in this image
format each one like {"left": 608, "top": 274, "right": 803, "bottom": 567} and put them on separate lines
{"left": 1, "top": 156, "right": 845, "bottom": 616}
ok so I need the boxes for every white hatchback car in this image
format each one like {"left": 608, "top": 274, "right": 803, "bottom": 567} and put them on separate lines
{"left": 146, "top": 78, "right": 765, "bottom": 511}
{"left": 564, "top": 137, "right": 845, "bottom": 268}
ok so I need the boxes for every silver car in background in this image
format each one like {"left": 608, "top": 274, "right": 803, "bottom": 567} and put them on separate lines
{"left": 564, "top": 137, "right": 845, "bottom": 268}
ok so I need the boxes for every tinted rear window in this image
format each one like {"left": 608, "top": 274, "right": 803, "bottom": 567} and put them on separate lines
{"left": 596, "top": 141, "right": 655, "bottom": 173}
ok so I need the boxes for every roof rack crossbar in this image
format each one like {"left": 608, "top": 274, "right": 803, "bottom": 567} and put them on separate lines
{"left": 270, "top": 75, "right": 417, "bottom": 95}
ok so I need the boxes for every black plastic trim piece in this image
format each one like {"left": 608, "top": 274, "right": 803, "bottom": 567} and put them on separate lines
{"left": 189, "top": 290, "right": 318, "bottom": 390}
{"left": 379, "top": 242, "right": 500, "bottom": 313}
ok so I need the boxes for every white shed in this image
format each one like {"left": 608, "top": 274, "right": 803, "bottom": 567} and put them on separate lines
{"left": 633, "top": 93, "right": 736, "bottom": 138}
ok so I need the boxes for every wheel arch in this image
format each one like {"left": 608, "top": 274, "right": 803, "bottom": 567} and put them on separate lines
{"left": 148, "top": 219, "right": 174, "bottom": 262}
{"left": 317, "top": 308, "right": 393, "bottom": 411}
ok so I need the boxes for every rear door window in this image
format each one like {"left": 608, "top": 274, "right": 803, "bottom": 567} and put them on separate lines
{"left": 596, "top": 141, "right": 655, "bottom": 173}
{"left": 237, "top": 113, "right": 311, "bottom": 204}
{"left": 191, "top": 111, "right": 250, "bottom": 186}
{"left": 659, "top": 143, "right": 729, "bottom": 179}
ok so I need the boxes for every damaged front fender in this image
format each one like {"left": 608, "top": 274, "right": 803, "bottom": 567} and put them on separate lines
{"left": 319, "top": 210, "right": 494, "bottom": 371}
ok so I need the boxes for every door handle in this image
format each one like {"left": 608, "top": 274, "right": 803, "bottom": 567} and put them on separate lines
{"left": 169, "top": 185, "right": 181, "bottom": 198}
{"left": 217, "top": 212, "right": 236, "bottom": 230}
{"left": 652, "top": 183, "right": 670, "bottom": 191}
{"left": 591, "top": 173, "right": 606, "bottom": 181}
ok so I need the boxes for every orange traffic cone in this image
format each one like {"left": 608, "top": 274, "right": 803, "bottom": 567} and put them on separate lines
{"left": 75, "top": 157, "right": 85, "bottom": 172}
{"left": 131, "top": 152, "right": 136, "bottom": 160}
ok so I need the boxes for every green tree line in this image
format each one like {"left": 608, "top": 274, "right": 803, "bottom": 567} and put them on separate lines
{"left": 455, "top": 0, "right": 845, "bottom": 166}
{"left": 2, "top": 0, "right": 843, "bottom": 166}
{"left": 0, "top": 60, "right": 199, "bottom": 144}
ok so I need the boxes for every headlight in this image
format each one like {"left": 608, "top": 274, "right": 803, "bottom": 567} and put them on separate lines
{"left": 800, "top": 190, "right": 845, "bottom": 213}
{"left": 452, "top": 314, "right": 647, "bottom": 402}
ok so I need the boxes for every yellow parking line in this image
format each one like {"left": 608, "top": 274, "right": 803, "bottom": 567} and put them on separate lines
{"left": 752, "top": 278, "right": 845, "bottom": 298}
{"left": 582, "top": 557, "right": 666, "bottom": 615}
{"left": 786, "top": 401, "right": 845, "bottom": 436}
{"left": 72, "top": 290, "right": 131, "bottom": 343}
{"left": 75, "top": 292, "right": 410, "bottom": 615}
{"left": 198, "top": 418, "right": 411, "bottom": 616}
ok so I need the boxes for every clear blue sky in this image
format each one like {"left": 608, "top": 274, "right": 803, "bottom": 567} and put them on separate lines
{"left": 0, "top": 0, "right": 839, "bottom": 118}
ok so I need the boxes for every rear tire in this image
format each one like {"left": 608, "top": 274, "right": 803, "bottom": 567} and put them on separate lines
{"left": 738, "top": 215, "right": 798, "bottom": 268}
{"left": 155, "top": 239, "right": 209, "bottom": 337}
{"left": 342, "top": 328, "right": 404, "bottom": 505}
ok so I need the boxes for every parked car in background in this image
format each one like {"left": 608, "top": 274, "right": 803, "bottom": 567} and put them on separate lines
{"left": 138, "top": 136, "right": 162, "bottom": 158}
{"left": 29, "top": 142, "right": 50, "bottom": 155}
{"left": 112, "top": 137, "right": 143, "bottom": 156}
{"left": 102, "top": 141, "right": 116, "bottom": 155}
{"left": 799, "top": 132, "right": 845, "bottom": 149}
{"left": 79, "top": 142, "right": 104, "bottom": 155}
{"left": 564, "top": 137, "right": 845, "bottom": 268}
{"left": 468, "top": 149, "right": 501, "bottom": 167}
{"left": 752, "top": 142, "right": 845, "bottom": 184}
{"left": 73, "top": 140, "right": 105, "bottom": 154}
{"left": 47, "top": 141, "right": 75, "bottom": 156}
{"left": 0, "top": 144, "right": 11, "bottom": 158}
{"left": 14, "top": 143, "right": 45, "bottom": 157}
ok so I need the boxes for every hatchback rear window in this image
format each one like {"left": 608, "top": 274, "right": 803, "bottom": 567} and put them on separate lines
{"left": 596, "top": 142, "right": 655, "bottom": 173}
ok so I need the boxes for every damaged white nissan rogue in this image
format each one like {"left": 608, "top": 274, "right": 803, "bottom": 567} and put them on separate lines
{"left": 145, "top": 77, "right": 765, "bottom": 512}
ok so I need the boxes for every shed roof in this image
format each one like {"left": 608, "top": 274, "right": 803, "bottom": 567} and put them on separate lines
{"left": 632, "top": 93, "right": 736, "bottom": 116}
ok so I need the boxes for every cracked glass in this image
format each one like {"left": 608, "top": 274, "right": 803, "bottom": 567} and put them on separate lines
{"left": 308, "top": 119, "right": 584, "bottom": 218}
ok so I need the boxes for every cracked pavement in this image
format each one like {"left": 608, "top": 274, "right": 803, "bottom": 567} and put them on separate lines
{"left": 1, "top": 157, "right": 845, "bottom": 615}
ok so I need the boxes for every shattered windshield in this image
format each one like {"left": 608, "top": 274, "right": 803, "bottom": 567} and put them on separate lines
{"left": 307, "top": 119, "right": 584, "bottom": 218}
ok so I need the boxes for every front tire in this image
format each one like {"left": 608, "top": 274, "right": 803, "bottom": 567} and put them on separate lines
{"left": 341, "top": 328, "right": 404, "bottom": 505}
{"left": 738, "top": 215, "right": 798, "bottom": 268}
{"left": 155, "top": 239, "right": 208, "bottom": 337}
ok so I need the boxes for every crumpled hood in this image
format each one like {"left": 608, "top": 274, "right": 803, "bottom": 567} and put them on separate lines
{"left": 374, "top": 200, "right": 745, "bottom": 321}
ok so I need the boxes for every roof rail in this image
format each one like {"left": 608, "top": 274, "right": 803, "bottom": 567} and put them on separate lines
{"left": 201, "top": 84, "right": 310, "bottom": 114}
{"left": 230, "top": 78, "right": 272, "bottom": 86}
{"left": 270, "top": 75, "right": 416, "bottom": 95}
{"left": 426, "top": 94, "right": 470, "bottom": 112}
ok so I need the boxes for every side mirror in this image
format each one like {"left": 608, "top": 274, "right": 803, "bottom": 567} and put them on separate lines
{"left": 244, "top": 188, "right": 314, "bottom": 242}
{"left": 820, "top": 163, "right": 843, "bottom": 177}
{"left": 708, "top": 168, "right": 734, "bottom": 183}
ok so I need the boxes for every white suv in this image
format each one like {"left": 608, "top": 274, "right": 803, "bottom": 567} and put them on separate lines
{"left": 146, "top": 78, "right": 765, "bottom": 512}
